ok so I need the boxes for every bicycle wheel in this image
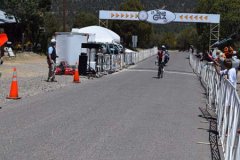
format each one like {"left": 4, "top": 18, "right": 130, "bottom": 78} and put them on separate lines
{"left": 157, "top": 65, "right": 161, "bottom": 79}
{"left": 160, "top": 65, "right": 163, "bottom": 78}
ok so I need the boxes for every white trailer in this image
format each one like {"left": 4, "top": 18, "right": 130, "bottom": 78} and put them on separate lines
{"left": 55, "top": 32, "right": 91, "bottom": 66}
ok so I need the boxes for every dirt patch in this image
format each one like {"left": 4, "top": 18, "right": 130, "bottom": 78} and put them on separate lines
{"left": 1, "top": 52, "right": 47, "bottom": 79}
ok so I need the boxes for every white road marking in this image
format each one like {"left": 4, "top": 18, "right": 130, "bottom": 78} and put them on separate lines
{"left": 126, "top": 69, "right": 195, "bottom": 76}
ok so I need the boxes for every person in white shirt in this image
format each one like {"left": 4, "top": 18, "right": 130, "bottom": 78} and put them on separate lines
{"left": 47, "top": 38, "right": 57, "bottom": 82}
{"left": 214, "top": 59, "right": 237, "bottom": 88}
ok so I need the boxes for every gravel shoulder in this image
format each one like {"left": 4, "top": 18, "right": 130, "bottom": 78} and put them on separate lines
{"left": 0, "top": 52, "right": 89, "bottom": 106}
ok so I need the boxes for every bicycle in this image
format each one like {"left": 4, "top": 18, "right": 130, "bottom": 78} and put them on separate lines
{"left": 157, "top": 62, "right": 164, "bottom": 78}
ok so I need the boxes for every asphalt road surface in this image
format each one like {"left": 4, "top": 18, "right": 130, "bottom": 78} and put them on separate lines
{"left": 0, "top": 51, "right": 211, "bottom": 160}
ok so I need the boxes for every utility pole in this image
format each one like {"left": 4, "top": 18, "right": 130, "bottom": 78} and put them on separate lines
{"left": 63, "top": 0, "right": 66, "bottom": 32}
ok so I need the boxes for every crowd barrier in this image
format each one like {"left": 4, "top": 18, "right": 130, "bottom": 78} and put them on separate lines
{"left": 190, "top": 53, "right": 240, "bottom": 160}
{"left": 96, "top": 47, "right": 157, "bottom": 74}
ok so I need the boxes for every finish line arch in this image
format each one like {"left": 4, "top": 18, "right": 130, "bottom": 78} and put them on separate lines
{"left": 99, "top": 9, "right": 220, "bottom": 51}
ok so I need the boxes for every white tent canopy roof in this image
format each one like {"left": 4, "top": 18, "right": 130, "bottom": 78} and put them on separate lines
{"left": 125, "top": 48, "right": 135, "bottom": 53}
{"left": 72, "top": 25, "right": 120, "bottom": 43}
{"left": 0, "top": 10, "right": 17, "bottom": 24}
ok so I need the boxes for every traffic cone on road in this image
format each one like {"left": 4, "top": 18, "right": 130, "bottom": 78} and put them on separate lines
{"left": 73, "top": 64, "right": 80, "bottom": 83}
{"left": 7, "top": 67, "right": 21, "bottom": 99}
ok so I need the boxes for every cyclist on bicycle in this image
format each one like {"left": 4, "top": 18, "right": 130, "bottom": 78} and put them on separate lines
{"left": 156, "top": 45, "right": 167, "bottom": 78}
{"left": 157, "top": 45, "right": 167, "bottom": 66}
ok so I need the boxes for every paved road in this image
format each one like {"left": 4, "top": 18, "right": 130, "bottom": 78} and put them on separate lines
{"left": 0, "top": 51, "right": 211, "bottom": 160}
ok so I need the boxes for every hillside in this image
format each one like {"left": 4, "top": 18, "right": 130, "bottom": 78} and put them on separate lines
{"left": 52, "top": 0, "right": 198, "bottom": 15}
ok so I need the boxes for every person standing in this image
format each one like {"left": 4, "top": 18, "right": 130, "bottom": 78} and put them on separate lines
{"left": 0, "top": 45, "right": 4, "bottom": 65}
{"left": 47, "top": 38, "right": 57, "bottom": 82}
{"left": 214, "top": 59, "right": 237, "bottom": 88}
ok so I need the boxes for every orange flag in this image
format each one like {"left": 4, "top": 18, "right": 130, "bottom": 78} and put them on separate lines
{"left": 0, "top": 33, "right": 8, "bottom": 47}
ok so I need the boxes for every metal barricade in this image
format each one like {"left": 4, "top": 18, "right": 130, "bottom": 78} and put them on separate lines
{"left": 103, "top": 54, "right": 111, "bottom": 72}
{"left": 101, "top": 47, "right": 157, "bottom": 73}
{"left": 190, "top": 52, "right": 240, "bottom": 160}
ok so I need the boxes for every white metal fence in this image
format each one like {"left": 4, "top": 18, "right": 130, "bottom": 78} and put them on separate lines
{"left": 190, "top": 53, "right": 240, "bottom": 160}
{"left": 101, "top": 47, "right": 157, "bottom": 73}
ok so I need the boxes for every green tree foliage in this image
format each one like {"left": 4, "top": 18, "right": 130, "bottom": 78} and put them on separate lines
{"left": 3, "top": 0, "right": 51, "bottom": 40}
{"left": 1, "top": 0, "right": 52, "bottom": 52}
{"left": 176, "top": 27, "right": 198, "bottom": 50}
{"left": 160, "top": 32, "right": 176, "bottom": 49}
{"left": 72, "top": 12, "right": 98, "bottom": 28}
{"left": 196, "top": 0, "right": 240, "bottom": 50}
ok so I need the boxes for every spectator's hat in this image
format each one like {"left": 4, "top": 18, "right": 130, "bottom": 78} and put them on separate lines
{"left": 50, "top": 38, "right": 56, "bottom": 44}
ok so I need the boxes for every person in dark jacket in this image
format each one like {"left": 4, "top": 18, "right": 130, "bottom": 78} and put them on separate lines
{"left": 47, "top": 38, "right": 57, "bottom": 82}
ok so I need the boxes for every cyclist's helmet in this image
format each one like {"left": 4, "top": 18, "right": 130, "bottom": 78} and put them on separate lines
{"left": 161, "top": 45, "right": 166, "bottom": 50}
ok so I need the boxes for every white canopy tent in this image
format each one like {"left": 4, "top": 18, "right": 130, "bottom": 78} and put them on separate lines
{"left": 0, "top": 10, "right": 17, "bottom": 24}
{"left": 125, "top": 48, "right": 135, "bottom": 53}
{"left": 72, "top": 25, "right": 120, "bottom": 43}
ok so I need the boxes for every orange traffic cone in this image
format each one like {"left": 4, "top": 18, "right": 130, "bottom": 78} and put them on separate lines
{"left": 7, "top": 67, "right": 21, "bottom": 99}
{"left": 73, "top": 65, "right": 80, "bottom": 83}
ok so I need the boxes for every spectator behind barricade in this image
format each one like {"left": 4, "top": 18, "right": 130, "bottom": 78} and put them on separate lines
{"left": 232, "top": 50, "right": 240, "bottom": 76}
{"left": 224, "top": 46, "right": 239, "bottom": 71}
{"left": 223, "top": 46, "right": 230, "bottom": 58}
{"left": 212, "top": 49, "right": 224, "bottom": 69}
{"left": 214, "top": 58, "right": 237, "bottom": 88}
{"left": 211, "top": 48, "right": 218, "bottom": 60}
{"left": 217, "top": 47, "right": 227, "bottom": 70}
{"left": 201, "top": 50, "right": 213, "bottom": 62}
{"left": 229, "top": 46, "right": 234, "bottom": 54}
{"left": 218, "top": 50, "right": 226, "bottom": 70}
{"left": 206, "top": 50, "right": 214, "bottom": 62}
{"left": 215, "top": 50, "right": 223, "bottom": 61}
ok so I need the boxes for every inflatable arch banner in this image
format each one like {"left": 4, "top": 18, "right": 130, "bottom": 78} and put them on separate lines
{"left": 99, "top": 9, "right": 220, "bottom": 24}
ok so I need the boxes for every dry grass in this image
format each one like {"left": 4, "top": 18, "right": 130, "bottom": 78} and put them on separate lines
{"left": 0, "top": 52, "right": 47, "bottom": 79}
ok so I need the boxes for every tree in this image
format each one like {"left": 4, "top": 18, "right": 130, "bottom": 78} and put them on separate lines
{"left": 2, "top": 0, "right": 51, "bottom": 47}
{"left": 176, "top": 27, "right": 198, "bottom": 50}
{"left": 196, "top": 0, "right": 240, "bottom": 50}
{"left": 160, "top": 32, "right": 176, "bottom": 49}
{"left": 72, "top": 12, "right": 98, "bottom": 28}
{"left": 212, "top": 0, "right": 240, "bottom": 36}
